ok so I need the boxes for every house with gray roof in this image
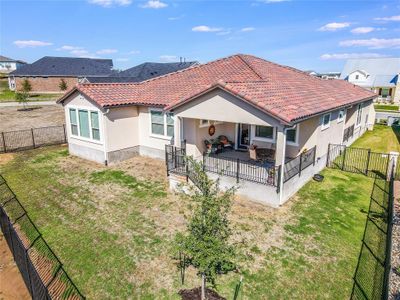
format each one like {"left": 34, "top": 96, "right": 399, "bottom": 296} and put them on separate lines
{"left": 9, "top": 56, "right": 114, "bottom": 93}
{"left": 340, "top": 57, "right": 400, "bottom": 103}
{"left": 84, "top": 61, "right": 198, "bottom": 83}
{"left": 0, "top": 55, "right": 26, "bottom": 74}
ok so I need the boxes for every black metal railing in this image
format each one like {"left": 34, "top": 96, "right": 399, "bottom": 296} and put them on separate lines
{"left": 327, "top": 144, "right": 390, "bottom": 178}
{"left": 0, "top": 125, "right": 67, "bottom": 153}
{"left": 0, "top": 175, "right": 85, "bottom": 300}
{"left": 350, "top": 165, "right": 395, "bottom": 300}
{"left": 283, "top": 146, "right": 316, "bottom": 183}
{"left": 343, "top": 125, "right": 355, "bottom": 143}
{"left": 165, "top": 145, "right": 279, "bottom": 187}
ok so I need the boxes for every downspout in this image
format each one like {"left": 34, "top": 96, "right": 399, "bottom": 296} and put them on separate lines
{"left": 278, "top": 124, "right": 297, "bottom": 206}
{"left": 103, "top": 108, "right": 110, "bottom": 166}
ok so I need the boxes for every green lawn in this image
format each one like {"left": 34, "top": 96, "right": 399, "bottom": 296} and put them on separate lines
{"left": 352, "top": 125, "right": 400, "bottom": 153}
{"left": 0, "top": 146, "right": 374, "bottom": 299}
{"left": 0, "top": 79, "right": 62, "bottom": 102}
{"left": 374, "top": 104, "right": 399, "bottom": 111}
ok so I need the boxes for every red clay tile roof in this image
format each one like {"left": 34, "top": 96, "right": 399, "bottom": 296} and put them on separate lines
{"left": 58, "top": 54, "right": 376, "bottom": 124}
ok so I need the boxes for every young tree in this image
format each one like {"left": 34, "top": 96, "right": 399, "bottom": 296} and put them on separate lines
{"left": 21, "top": 79, "right": 32, "bottom": 93}
{"left": 59, "top": 78, "right": 68, "bottom": 91}
{"left": 15, "top": 79, "right": 32, "bottom": 109}
{"left": 175, "top": 158, "right": 237, "bottom": 299}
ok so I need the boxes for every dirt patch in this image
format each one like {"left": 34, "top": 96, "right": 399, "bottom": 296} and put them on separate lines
{"left": 0, "top": 105, "right": 64, "bottom": 132}
{"left": 0, "top": 233, "right": 30, "bottom": 300}
{"left": 179, "top": 287, "right": 226, "bottom": 300}
{"left": 0, "top": 153, "right": 14, "bottom": 165}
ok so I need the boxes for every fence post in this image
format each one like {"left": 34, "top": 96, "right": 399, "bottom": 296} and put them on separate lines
{"left": 342, "top": 147, "right": 347, "bottom": 171}
{"left": 31, "top": 128, "right": 36, "bottom": 149}
{"left": 236, "top": 158, "right": 240, "bottom": 184}
{"left": 298, "top": 152, "right": 303, "bottom": 177}
{"left": 165, "top": 146, "right": 169, "bottom": 176}
{"left": 24, "top": 249, "right": 34, "bottom": 296}
{"left": 366, "top": 149, "right": 371, "bottom": 176}
{"left": 185, "top": 160, "right": 189, "bottom": 183}
{"left": 276, "top": 165, "right": 281, "bottom": 193}
{"left": 326, "top": 143, "right": 330, "bottom": 167}
{"left": 1, "top": 132, "right": 6, "bottom": 153}
{"left": 202, "top": 154, "right": 205, "bottom": 172}
{"left": 62, "top": 124, "right": 67, "bottom": 143}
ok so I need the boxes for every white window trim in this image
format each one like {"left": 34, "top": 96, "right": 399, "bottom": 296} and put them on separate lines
{"left": 149, "top": 108, "right": 174, "bottom": 140}
{"left": 321, "top": 113, "right": 331, "bottom": 131}
{"left": 337, "top": 109, "right": 346, "bottom": 123}
{"left": 286, "top": 125, "right": 300, "bottom": 146}
{"left": 199, "top": 119, "right": 224, "bottom": 128}
{"left": 355, "top": 104, "right": 362, "bottom": 128}
{"left": 68, "top": 105, "right": 103, "bottom": 145}
{"left": 251, "top": 125, "right": 275, "bottom": 143}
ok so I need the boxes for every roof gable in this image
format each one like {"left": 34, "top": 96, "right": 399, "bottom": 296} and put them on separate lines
{"left": 10, "top": 56, "right": 114, "bottom": 76}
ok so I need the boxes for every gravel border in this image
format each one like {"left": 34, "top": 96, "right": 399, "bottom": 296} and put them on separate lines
{"left": 389, "top": 183, "right": 400, "bottom": 300}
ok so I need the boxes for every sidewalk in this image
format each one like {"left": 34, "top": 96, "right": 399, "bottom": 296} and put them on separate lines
{"left": 0, "top": 233, "right": 30, "bottom": 300}
{"left": 0, "top": 101, "right": 57, "bottom": 107}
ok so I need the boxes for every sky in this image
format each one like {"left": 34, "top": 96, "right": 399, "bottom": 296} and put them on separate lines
{"left": 0, "top": 0, "right": 399, "bottom": 72}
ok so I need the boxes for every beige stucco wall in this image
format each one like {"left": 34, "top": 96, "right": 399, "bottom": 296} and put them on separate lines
{"left": 105, "top": 106, "right": 139, "bottom": 152}
{"left": 174, "top": 89, "right": 282, "bottom": 127}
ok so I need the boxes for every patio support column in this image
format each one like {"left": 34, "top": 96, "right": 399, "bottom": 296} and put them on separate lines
{"left": 174, "top": 116, "right": 183, "bottom": 148}
{"left": 275, "top": 126, "right": 287, "bottom": 205}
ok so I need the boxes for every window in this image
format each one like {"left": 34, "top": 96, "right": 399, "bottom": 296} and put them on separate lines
{"left": 355, "top": 75, "right": 359, "bottom": 80}
{"left": 69, "top": 108, "right": 101, "bottom": 141}
{"left": 286, "top": 128, "right": 297, "bottom": 143}
{"left": 150, "top": 110, "right": 174, "bottom": 137}
{"left": 69, "top": 108, "right": 78, "bottom": 135}
{"left": 255, "top": 125, "right": 274, "bottom": 139}
{"left": 166, "top": 113, "right": 174, "bottom": 137}
{"left": 151, "top": 110, "right": 165, "bottom": 135}
{"left": 337, "top": 109, "right": 345, "bottom": 123}
{"left": 356, "top": 104, "right": 362, "bottom": 127}
{"left": 321, "top": 113, "right": 331, "bottom": 130}
{"left": 78, "top": 110, "right": 90, "bottom": 138}
{"left": 90, "top": 111, "right": 100, "bottom": 140}
{"left": 380, "top": 88, "right": 390, "bottom": 98}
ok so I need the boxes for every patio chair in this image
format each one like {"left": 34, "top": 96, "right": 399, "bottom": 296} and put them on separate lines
{"left": 218, "top": 135, "right": 234, "bottom": 150}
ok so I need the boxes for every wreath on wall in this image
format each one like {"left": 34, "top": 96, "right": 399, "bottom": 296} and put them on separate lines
{"left": 208, "top": 124, "right": 216, "bottom": 136}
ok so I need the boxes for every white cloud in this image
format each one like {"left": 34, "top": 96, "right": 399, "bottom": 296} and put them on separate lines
{"left": 168, "top": 15, "right": 184, "bottom": 21}
{"left": 96, "top": 48, "right": 118, "bottom": 54}
{"left": 339, "top": 38, "right": 400, "bottom": 49}
{"left": 128, "top": 50, "right": 141, "bottom": 54}
{"left": 116, "top": 58, "right": 130, "bottom": 62}
{"left": 70, "top": 49, "right": 90, "bottom": 56}
{"left": 192, "top": 25, "right": 223, "bottom": 32}
{"left": 88, "top": 0, "right": 132, "bottom": 7}
{"left": 140, "top": 0, "right": 168, "bottom": 9}
{"left": 159, "top": 55, "right": 178, "bottom": 62}
{"left": 318, "top": 22, "right": 351, "bottom": 31}
{"left": 350, "top": 27, "right": 375, "bottom": 34}
{"left": 320, "top": 53, "right": 390, "bottom": 60}
{"left": 57, "top": 45, "right": 83, "bottom": 51}
{"left": 13, "top": 40, "right": 53, "bottom": 48}
{"left": 374, "top": 15, "right": 400, "bottom": 22}
{"left": 240, "top": 27, "right": 255, "bottom": 32}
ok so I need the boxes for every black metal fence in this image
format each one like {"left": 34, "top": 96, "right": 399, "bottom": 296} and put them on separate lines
{"left": 351, "top": 167, "right": 394, "bottom": 300}
{"left": 165, "top": 145, "right": 280, "bottom": 187}
{"left": 283, "top": 146, "right": 316, "bottom": 183}
{"left": 0, "top": 125, "right": 67, "bottom": 153}
{"left": 0, "top": 175, "right": 85, "bottom": 300}
{"left": 327, "top": 144, "right": 390, "bottom": 178}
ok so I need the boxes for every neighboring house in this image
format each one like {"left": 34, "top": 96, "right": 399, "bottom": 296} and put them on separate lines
{"left": 0, "top": 55, "right": 26, "bottom": 75}
{"left": 307, "top": 70, "right": 341, "bottom": 80}
{"left": 9, "top": 56, "right": 114, "bottom": 93}
{"left": 58, "top": 54, "right": 376, "bottom": 207}
{"left": 83, "top": 61, "right": 198, "bottom": 83}
{"left": 340, "top": 57, "right": 400, "bottom": 103}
